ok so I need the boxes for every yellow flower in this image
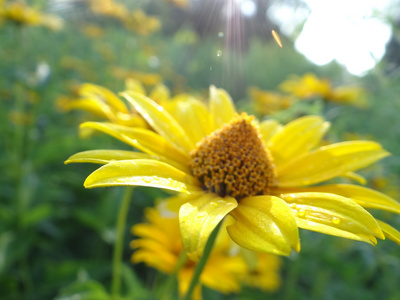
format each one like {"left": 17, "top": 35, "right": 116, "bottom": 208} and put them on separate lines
{"left": 131, "top": 208, "right": 247, "bottom": 300}
{"left": 57, "top": 83, "right": 147, "bottom": 128}
{"left": 88, "top": 0, "right": 129, "bottom": 21}
{"left": 240, "top": 250, "right": 281, "bottom": 292}
{"left": 279, "top": 73, "right": 331, "bottom": 99}
{"left": 280, "top": 73, "right": 368, "bottom": 108}
{"left": 67, "top": 85, "right": 400, "bottom": 259}
{"left": 82, "top": 24, "right": 106, "bottom": 39}
{"left": 248, "top": 86, "right": 294, "bottom": 115}
{"left": 112, "top": 66, "right": 162, "bottom": 86}
{"left": 161, "top": 0, "right": 189, "bottom": 9}
{"left": 124, "top": 9, "right": 161, "bottom": 35}
{"left": 0, "top": 1, "right": 63, "bottom": 30}
{"left": 328, "top": 86, "right": 368, "bottom": 108}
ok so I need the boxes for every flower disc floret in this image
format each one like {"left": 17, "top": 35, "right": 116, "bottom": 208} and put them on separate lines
{"left": 189, "top": 113, "right": 276, "bottom": 200}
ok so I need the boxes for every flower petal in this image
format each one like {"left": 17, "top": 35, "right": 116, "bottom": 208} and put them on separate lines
{"left": 80, "top": 83, "right": 129, "bottom": 113}
{"left": 227, "top": 196, "right": 300, "bottom": 256}
{"left": 179, "top": 194, "right": 238, "bottom": 261}
{"left": 84, "top": 159, "right": 201, "bottom": 194}
{"left": 80, "top": 122, "right": 188, "bottom": 165}
{"left": 259, "top": 119, "right": 282, "bottom": 143}
{"left": 121, "top": 91, "right": 195, "bottom": 153}
{"left": 267, "top": 116, "right": 330, "bottom": 167}
{"left": 167, "top": 96, "right": 212, "bottom": 145}
{"left": 65, "top": 149, "right": 156, "bottom": 164}
{"left": 277, "top": 141, "right": 390, "bottom": 187}
{"left": 342, "top": 172, "right": 367, "bottom": 185}
{"left": 65, "top": 149, "right": 189, "bottom": 173}
{"left": 376, "top": 220, "right": 400, "bottom": 246}
{"left": 209, "top": 85, "right": 237, "bottom": 130}
{"left": 276, "top": 184, "right": 400, "bottom": 214}
{"left": 280, "top": 192, "right": 385, "bottom": 244}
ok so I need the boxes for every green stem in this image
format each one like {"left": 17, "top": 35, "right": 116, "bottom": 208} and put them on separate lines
{"left": 183, "top": 221, "right": 222, "bottom": 300}
{"left": 111, "top": 187, "right": 134, "bottom": 299}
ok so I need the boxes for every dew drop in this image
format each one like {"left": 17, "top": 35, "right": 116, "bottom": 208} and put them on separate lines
{"left": 197, "top": 212, "right": 207, "bottom": 218}
{"left": 290, "top": 203, "right": 297, "bottom": 210}
{"left": 115, "top": 178, "right": 125, "bottom": 183}
{"left": 297, "top": 209, "right": 306, "bottom": 218}
{"left": 216, "top": 50, "right": 222, "bottom": 57}
{"left": 218, "top": 32, "right": 224, "bottom": 37}
{"left": 210, "top": 201, "right": 219, "bottom": 207}
{"left": 331, "top": 217, "right": 341, "bottom": 225}
{"left": 157, "top": 105, "right": 164, "bottom": 112}
{"left": 143, "top": 177, "right": 151, "bottom": 183}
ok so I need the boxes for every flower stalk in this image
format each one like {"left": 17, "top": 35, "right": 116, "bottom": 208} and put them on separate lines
{"left": 183, "top": 221, "right": 223, "bottom": 300}
{"left": 111, "top": 187, "right": 134, "bottom": 299}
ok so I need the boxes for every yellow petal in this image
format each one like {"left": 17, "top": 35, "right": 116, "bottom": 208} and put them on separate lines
{"left": 277, "top": 141, "right": 390, "bottom": 187}
{"left": 209, "top": 85, "right": 237, "bottom": 131}
{"left": 227, "top": 196, "right": 300, "bottom": 256}
{"left": 80, "top": 83, "right": 129, "bottom": 113}
{"left": 80, "top": 122, "right": 188, "bottom": 166}
{"left": 268, "top": 116, "right": 330, "bottom": 167}
{"left": 65, "top": 149, "right": 155, "bottom": 164}
{"left": 121, "top": 91, "right": 195, "bottom": 153}
{"left": 167, "top": 97, "right": 212, "bottom": 145}
{"left": 276, "top": 184, "right": 400, "bottom": 214}
{"left": 179, "top": 194, "right": 238, "bottom": 261}
{"left": 132, "top": 249, "right": 176, "bottom": 274}
{"left": 376, "top": 220, "right": 400, "bottom": 245}
{"left": 259, "top": 119, "right": 282, "bottom": 143}
{"left": 148, "top": 83, "right": 170, "bottom": 103}
{"left": 60, "top": 98, "right": 112, "bottom": 118}
{"left": 84, "top": 159, "right": 201, "bottom": 194}
{"left": 65, "top": 149, "right": 188, "bottom": 173}
{"left": 342, "top": 172, "right": 367, "bottom": 185}
{"left": 280, "top": 192, "right": 385, "bottom": 244}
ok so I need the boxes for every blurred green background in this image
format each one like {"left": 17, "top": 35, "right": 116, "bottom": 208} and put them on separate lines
{"left": 1, "top": 0, "right": 400, "bottom": 299}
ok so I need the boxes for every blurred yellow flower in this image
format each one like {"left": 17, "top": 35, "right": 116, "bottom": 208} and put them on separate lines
{"left": 124, "top": 9, "right": 161, "bottom": 35}
{"left": 328, "top": 86, "right": 368, "bottom": 108}
{"left": 87, "top": 1, "right": 160, "bottom": 35}
{"left": 241, "top": 250, "right": 281, "bottom": 292}
{"left": 248, "top": 86, "right": 293, "bottom": 115}
{"left": 280, "top": 73, "right": 368, "bottom": 108}
{"left": 82, "top": 24, "right": 106, "bottom": 38}
{"left": 162, "top": 0, "right": 189, "bottom": 9}
{"left": 67, "top": 85, "right": 400, "bottom": 260}
{"left": 131, "top": 208, "right": 248, "bottom": 300}
{"left": 279, "top": 73, "right": 331, "bottom": 99}
{"left": 0, "top": 1, "right": 63, "bottom": 30}
{"left": 112, "top": 66, "right": 162, "bottom": 86}
{"left": 88, "top": 0, "right": 128, "bottom": 20}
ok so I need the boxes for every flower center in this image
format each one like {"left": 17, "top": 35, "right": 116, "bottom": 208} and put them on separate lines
{"left": 189, "top": 113, "right": 276, "bottom": 200}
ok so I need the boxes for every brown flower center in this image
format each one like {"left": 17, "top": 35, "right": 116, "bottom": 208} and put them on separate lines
{"left": 189, "top": 113, "right": 276, "bottom": 200}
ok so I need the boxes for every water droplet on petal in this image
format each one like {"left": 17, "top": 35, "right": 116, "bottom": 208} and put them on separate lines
{"left": 290, "top": 203, "right": 297, "bottom": 210}
{"left": 331, "top": 217, "right": 341, "bottom": 225}
{"left": 197, "top": 212, "right": 207, "bottom": 218}
{"left": 143, "top": 177, "right": 151, "bottom": 183}
{"left": 297, "top": 209, "right": 306, "bottom": 218}
{"left": 210, "top": 201, "right": 219, "bottom": 207}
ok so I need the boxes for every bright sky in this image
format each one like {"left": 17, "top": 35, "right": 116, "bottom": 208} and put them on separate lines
{"left": 268, "top": 0, "right": 395, "bottom": 76}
